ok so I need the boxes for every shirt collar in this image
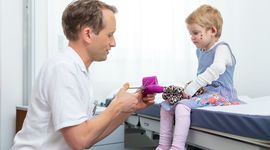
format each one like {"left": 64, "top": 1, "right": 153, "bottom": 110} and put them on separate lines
{"left": 66, "top": 46, "right": 88, "bottom": 73}
{"left": 202, "top": 40, "right": 222, "bottom": 52}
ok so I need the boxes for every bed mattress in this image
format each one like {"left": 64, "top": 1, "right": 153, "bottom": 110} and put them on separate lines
{"left": 136, "top": 96, "right": 270, "bottom": 142}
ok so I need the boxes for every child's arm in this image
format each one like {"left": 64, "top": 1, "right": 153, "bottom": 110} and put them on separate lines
{"left": 184, "top": 44, "right": 232, "bottom": 96}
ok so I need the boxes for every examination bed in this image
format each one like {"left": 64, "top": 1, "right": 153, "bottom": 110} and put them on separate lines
{"left": 125, "top": 96, "right": 270, "bottom": 150}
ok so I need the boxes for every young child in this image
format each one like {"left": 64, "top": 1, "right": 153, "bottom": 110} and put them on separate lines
{"left": 156, "top": 4, "right": 241, "bottom": 150}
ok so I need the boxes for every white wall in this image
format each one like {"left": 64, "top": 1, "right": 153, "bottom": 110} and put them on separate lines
{"left": 92, "top": 0, "right": 270, "bottom": 99}
{"left": 0, "top": 0, "right": 23, "bottom": 149}
{"left": 207, "top": 0, "right": 270, "bottom": 97}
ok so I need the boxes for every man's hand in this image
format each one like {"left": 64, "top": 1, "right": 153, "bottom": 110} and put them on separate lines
{"left": 111, "top": 83, "right": 141, "bottom": 113}
{"left": 110, "top": 83, "right": 155, "bottom": 114}
{"left": 135, "top": 91, "right": 155, "bottom": 111}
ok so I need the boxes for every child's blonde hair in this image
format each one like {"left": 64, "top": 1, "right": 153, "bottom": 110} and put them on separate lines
{"left": 185, "top": 4, "right": 223, "bottom": 38}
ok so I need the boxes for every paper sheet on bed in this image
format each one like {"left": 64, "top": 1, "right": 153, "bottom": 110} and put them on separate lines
{"left": 198, "top": 96, "right": 270, "bottom": 116}
{"left": 155, "top": 95, "right": 270, "bottom": 116}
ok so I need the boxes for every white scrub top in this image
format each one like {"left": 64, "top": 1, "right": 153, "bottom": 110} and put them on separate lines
{"left": 11, "top": 47, "right": 95, "bottom": 150}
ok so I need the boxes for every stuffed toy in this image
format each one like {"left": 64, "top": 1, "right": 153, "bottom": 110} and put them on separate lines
{"left": 140, "top": 76, "right": 204, "bottom": 105}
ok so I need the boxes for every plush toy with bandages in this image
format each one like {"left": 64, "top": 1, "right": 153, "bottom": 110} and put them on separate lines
{"left": 133, "top": 76, "right": 204, "bottom": 105}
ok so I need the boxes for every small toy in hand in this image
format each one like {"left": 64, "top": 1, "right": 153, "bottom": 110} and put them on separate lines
{"left": 142, "top": 76, "right": 164, "bottom": 95}
{"left": 129, "top": 76, "right": 164, "bottom": 95}
{"left": 162, "top": 85, "right": 184, "bottom": 105}
{"left": 162, "top": 82, "right": 205, "bottom": 105}
{"left": 129, "top": 76, "right": 205, "bottom": 105}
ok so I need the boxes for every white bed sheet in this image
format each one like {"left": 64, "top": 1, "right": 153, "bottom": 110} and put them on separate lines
{"left": 155, "top": 95, "right": 270, "bottom": 116}
{"left": 198, "top": 96, "right": 270, "bottom": 116}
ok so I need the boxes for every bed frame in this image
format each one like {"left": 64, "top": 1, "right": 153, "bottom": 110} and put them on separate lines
{"left": 125, "top": 113, "right": 270, "bottom": 150}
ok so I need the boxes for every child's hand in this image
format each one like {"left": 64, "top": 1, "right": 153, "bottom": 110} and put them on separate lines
{"left": 183, "top": 92, "right": 191, "bottom": 99}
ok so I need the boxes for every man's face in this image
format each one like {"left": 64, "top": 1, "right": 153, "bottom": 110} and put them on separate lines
{"left": 88, "top": 9, "right": 116, "bottom": 62}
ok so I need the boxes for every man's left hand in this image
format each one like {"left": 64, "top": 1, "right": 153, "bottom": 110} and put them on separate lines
{"left": 134, "top": 91, "right": 155, "bottom": 111}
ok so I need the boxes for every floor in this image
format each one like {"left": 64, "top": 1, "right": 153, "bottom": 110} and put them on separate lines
{"left": 124, "top": 127, "right": 202, "bottom": 150}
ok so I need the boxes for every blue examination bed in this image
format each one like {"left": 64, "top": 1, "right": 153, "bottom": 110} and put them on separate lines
{"left": 126, "top": 96, "right": 270, "bottom": 150}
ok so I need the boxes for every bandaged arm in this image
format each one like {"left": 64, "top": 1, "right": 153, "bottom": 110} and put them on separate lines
{"left": 184, "top": 45, "right": 232, "bottom": 96}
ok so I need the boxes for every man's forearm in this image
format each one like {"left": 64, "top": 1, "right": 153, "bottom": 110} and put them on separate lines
{"left": 93, "top": 112, "right": 132, "bottom": 144}
{"left": 61, "top": 104, "right": 121, "bottom": 150}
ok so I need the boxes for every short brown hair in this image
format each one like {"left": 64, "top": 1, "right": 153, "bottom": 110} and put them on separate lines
{"left": 185, "top": 5, "right": 223, "bottom": 38}
{"left": 62, "top": 0, "right": 117, "bottom": 41}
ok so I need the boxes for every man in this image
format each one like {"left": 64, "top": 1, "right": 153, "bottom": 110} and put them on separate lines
{"left": 11, "top": 0, "right": 155, "bottom": 149}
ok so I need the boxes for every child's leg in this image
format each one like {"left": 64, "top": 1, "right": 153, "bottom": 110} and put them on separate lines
{"left": 170, "top": 104, "right": 191, "bottom": 150}
{"left": 156, "top": 107, "right": 174, "bottom": 150}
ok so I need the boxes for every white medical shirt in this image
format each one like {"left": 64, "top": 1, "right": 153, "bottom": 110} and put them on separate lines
{"left": 11, "top": 47, "right": 95, "bottom": 150}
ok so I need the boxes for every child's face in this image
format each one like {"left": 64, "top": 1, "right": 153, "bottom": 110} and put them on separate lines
{"left": 187, "top": 23, "right": 217, "bottom": 50}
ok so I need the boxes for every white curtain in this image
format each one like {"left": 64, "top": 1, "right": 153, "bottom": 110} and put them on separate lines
{"left": 90, "top": 0, "right": 210, "bottom": 100}
{"left": 35, "top": 0, "right": 210, "bottom": 101}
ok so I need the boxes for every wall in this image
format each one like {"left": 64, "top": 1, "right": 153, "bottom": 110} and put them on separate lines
{"left": 208, "top": 0, "right": 270, "bottom": 97}
{"left": 91, "top": 0, "right": 270, "bottom": 99}
{"left": 0, "top": 0, "right": 23, "bottom": 149}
